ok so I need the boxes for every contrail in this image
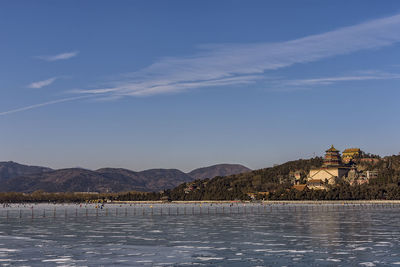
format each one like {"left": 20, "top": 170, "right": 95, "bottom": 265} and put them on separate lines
{"left": 0, "top": 95, "right": 91, "bottom": 116}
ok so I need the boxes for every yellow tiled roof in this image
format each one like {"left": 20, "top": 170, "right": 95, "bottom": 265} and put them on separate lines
{"left": 326, "top": 145, "right": 339, "bottom": 152}
{"left": 342, "top": 148, "right": 360, "bottom": 153}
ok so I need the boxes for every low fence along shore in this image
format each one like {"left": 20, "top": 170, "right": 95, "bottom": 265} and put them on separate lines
{"left": 1, "top": 201, "right": 400, "bottom": 220}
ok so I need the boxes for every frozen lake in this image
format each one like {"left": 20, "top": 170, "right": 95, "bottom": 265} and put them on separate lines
{"left": 0, "top": 203, "right": 400, "bottom": 266}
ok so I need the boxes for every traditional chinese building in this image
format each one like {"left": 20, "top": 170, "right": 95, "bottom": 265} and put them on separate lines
{"left": 342, "top": 148, "right": 361, "bottom": 163}
{"left": 307, "top": 145, "right": 349, "bottom": 189}
{"left": 323, "top": 145, "right": 342, "bottom": 166}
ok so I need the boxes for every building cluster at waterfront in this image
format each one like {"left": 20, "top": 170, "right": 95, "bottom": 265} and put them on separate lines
{"left": 293, "top": 145, "right": 379, "bottom": 190}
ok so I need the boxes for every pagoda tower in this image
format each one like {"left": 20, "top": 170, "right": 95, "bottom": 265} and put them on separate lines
{"left": 323, "top": 145, "right": 342, "bottom": 167}
{"left": 306, "top": 145, "right": 349, "bottom": 189}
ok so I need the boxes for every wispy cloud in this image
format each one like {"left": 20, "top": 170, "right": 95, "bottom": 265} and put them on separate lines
{"left": 28, "top": 77, "right": 58, "bottom": 89}
{"left": 282, "top": 72, "right": 400, "bottom": 86}
{"left": 0, "top": 96, "right": 90, "bottom": 116}
{"left": 4, "top": 13, "right": 400, "bottom": 116}
{"left": 76, "top": 13, "right": 400, "bottom": 98}
{"left": 36, "top": 51, "right": 79, "bottom": 62}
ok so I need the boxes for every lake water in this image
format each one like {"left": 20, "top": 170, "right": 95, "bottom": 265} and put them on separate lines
{"left": 0, "top": 203, "right": 400, "bottom": 266}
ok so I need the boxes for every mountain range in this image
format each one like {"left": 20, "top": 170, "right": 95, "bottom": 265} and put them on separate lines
{"left": 0, "top": 161, "right": 251, "bottom": 193}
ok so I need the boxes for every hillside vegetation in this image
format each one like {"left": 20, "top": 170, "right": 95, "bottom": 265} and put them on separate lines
{"left": 166, "top": 155, "right": 400, "bottom": 201}
{"left": 168, "top": 157, "right": 323, "bottom": 200}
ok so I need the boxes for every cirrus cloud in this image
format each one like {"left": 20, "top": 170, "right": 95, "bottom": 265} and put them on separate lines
{"left": 3, "top": 13, "right": 400, "bottom": 116}
{"left": 73, "top": 13, "right": 400, "bottom": 98}
{"left": 36, "top": 51, "right": 79, "bottom": 62}
{"left": 28, "top": 77, "right": 58, "bottom": 89}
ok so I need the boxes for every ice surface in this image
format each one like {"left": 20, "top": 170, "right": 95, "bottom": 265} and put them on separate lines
{"left": 0, "top": 203, "right": 399, "bottom": 266}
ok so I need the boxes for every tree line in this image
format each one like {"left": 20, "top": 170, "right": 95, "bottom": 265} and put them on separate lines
{"left": 0, "top": 190, "right": 162, "bottom": 203}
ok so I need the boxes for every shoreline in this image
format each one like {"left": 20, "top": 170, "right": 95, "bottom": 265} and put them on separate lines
{"left": 113, "top": 200, "right": 400, "bottom": 204}
{"left": 2, "top": 200, "right": 400, "bottom": 205}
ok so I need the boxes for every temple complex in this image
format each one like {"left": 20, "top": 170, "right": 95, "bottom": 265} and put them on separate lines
{"left": 288, "top": 145, "right": 380, "bottom": 191}
{"left": 307, "top": 145, "right": 350, "bottom": 189}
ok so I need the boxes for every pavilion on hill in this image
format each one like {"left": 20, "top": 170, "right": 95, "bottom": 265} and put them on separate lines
{"left": 306, "top": 145, "right": 349, "bottom": 189}
{"left": 323, "top": 145, "right": 342, "bottom": 167}
{"left": 342, "top": 148, "right": 361, "bottom": 163}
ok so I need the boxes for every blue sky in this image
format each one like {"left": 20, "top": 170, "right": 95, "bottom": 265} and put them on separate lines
{"left": 1, "top": 1, "right": 400, "bottom": 171}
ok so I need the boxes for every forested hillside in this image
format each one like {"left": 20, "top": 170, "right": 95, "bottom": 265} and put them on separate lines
{"left": 165, "top": 155, "right": 400, "bottom": 201}
{"left": 167, "top": 157, "right": 324, "bottom": 200}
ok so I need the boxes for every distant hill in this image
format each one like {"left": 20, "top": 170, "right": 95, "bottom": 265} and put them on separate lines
{"left": 1, "top": 168, "right": 193, "bottom": 193}
{"left": 0, "top": 162, "right": 251, "bottom": 193}
{"left": 97, "top": 168, "right": 193, "bottom": 192}
{"left": 2, "top": 168, "right": 110, "bottom": 193}
{"left": 0, "top": 161, "right": 52, "bottom": 182}
{"left": 188, "top": 164, "right": 251, "bottom": 179}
